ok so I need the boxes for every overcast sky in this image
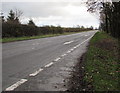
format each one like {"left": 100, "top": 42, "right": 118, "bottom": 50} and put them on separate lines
{"left": 2, "top": 1, "right": 100, "bottom": 28}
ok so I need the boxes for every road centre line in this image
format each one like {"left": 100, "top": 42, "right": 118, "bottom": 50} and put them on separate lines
{"left": 64, "top": 40, "right": 74, "bottom": 45}
{"left": 5, "top": 34, "right": 94, "bottom": 91}
{"left": 5, "top": 79, "right": 27, "bottom": 91}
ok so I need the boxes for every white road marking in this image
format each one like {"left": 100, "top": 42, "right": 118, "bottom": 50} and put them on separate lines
{"left": 74, "top": 35, "right": 94, "bottom": 48}
{"left": 29, "top": 68, "right": 43, "bottom": 76}
{"left": 85, "top": 35, "right": 88, "bottom": 36}
{"left": 80, "top": 35, "right": 94, "bottom": 45}
{"left": 70, "top": 48, "right": 74, "bottom": 51}
{"left": 54, "top": 57, "right": 61, "bottom": 61}
{"left": 5, "top": 34, "right": 94, "bottom": 91}
{"left": 65, "top": 35, "right": 94, "bottom": 54}
{"left": 61, "top": 54, "right": 67, "bottom": 57}
{"left": 64, "top": 40, "right": 74, "bottom": 45}
{"left": 75, "top": 44, "right": 81, "bottom": 48}
{"left": 45, "top": 62, "right": 54, "bottom": 67}
{"left": 73, "top": 46, "right": 77, "bottom": 49}
{"left": 5, "top": 79, "right": 27, "bottom": 91}
{"left": 67, "top": 50, "right": 71, "bottom": 53}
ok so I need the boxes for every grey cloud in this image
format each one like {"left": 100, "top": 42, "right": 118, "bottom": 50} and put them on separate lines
{"left": 2, "top": 2, "right": 99, "bottom": 27}
{"left": 2, "top": 2, "right": 72, "bottom": 17}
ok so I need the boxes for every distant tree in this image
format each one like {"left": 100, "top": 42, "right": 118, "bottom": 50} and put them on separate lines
{"left": 81, "top": 26, "right": 85, "bottom": 29}
{"left": 7, "top": 10, "right": 15, "bottom": 23}
{"left": 28, "top": 19, "right": 35, "bottom": 26}
{"left": 90, "top": 26, "right": 93, "bottom": 30}
{"left": 0, "top": 12, "right": 5, "bottom": 23}
{"left": 7, "top": 9, "right": 23, "bottom": 24}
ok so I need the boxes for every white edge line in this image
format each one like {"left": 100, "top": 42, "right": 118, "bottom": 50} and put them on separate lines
{"left": 44, "top": 62, "right": 54, "bottom": 68}
{"left": 5, "top": 79, "right": 27, "bottom": 91}
{"left": 67, "top": 50, "right": 71, "bottom": 53}
{"left": 54, "top": 57, "right": 61, "bottom": 61}
{"left": 70, "top": 48, "right": 74, "bottom": 51}
{"left": 61, "top": 54, "right": 67, "bottom": 57}
{"left": 75, "top": 35, "right": 94, "bottom": 48}
{"left": 29, "top": 68, "right": 43, "bottom": 76}
{"left": 73, "top": 46, "right": 77, "bottom": 49}
{"left": 66, "top": 35, "right": 94, "bottom": 54}
{"left": 80, "top": 35, "right": 94, "bottom": 45}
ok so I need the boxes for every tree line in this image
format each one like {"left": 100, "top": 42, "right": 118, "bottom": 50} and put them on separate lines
{"left": 87, "top": 0, "right": 120, "bottom": 38}
{"left": 1, "top": 9, "right": 94, "bottom": 38}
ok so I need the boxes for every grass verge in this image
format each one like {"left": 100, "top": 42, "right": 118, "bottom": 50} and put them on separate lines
{"left": 67, "top": 31, "right": 119, "bottom": 91}
{"left": 1, "top": 31, "right": 88, "bottom": 43}
{"left": 84, "top": 32, "right": 119, "bottom": 91}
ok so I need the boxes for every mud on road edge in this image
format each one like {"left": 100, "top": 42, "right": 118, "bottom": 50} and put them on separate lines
{"left": 66, "top": 53, "right": 93, "bottom": 92}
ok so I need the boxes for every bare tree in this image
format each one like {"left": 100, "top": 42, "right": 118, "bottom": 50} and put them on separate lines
{"left": 14, "top": 8, "right": 23, "bottom": 24}
{"left": 87, "top": 0, "right": 120, "bottom": 38}
{"left": 14, "top": 8, "right": 23, "bottom": 19}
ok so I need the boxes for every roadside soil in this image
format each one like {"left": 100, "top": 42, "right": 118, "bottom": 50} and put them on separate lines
{"left": 66, "top": 53, "right": 93, "bottom": 92}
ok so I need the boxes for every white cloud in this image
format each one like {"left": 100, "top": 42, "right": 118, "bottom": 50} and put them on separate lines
{"left": 2, "top": 2, "right": 99, "bottom": 28}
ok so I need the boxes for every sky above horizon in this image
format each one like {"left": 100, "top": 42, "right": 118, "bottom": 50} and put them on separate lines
{"left": 2, "top": 1, "right": 100, "bottom": 28}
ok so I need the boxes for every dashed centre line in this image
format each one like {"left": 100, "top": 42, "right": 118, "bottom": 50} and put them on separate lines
{"left": 5, "top": 79, "right": 27, "bottom": 91}
{"left": 5, "top": 34, "right": 94, "bottom": 91}
{"left": 64, "top": 40, "right": 74, "bottom": 45}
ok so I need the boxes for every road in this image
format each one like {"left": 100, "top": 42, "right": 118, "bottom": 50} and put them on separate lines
{"left": 2, "top": 30, "right": 97, "bottom": 91}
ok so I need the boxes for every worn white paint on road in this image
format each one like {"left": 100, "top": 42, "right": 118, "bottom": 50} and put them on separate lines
{"left": 54, "top": 57, "right": 61, "bottom": 62}
{"left": 45, "top": 62, "right": 54, "bottom": 68}
{"left": 29, "top": 68, "right": 43, "bottom": 77}
{"left": 61, "top": 54, "right": 67, "bottom": 57}
{"left": 64, "top": 40, "right": 74, "bottom": 45}
{"left": 3, "top": 31, "right": 97, "bottom": 91}
{"left": 5, "top": 79, "right": 27, "bottom": 91}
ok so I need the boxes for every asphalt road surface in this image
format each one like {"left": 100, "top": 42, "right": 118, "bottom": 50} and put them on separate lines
{"left": 2, "top": 30, "right": 97, "bottom": 91}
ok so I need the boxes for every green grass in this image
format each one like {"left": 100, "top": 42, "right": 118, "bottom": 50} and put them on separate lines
{"left": 84, "top": 32, "right": 119, "bottom": 91}
{"left": 1, "top": 32, "right": 83, "bottom": 43}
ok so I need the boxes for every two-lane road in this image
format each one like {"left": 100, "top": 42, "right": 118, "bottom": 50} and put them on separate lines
{"left": 2, "top": 30, "right": 97, "bottom": 91}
